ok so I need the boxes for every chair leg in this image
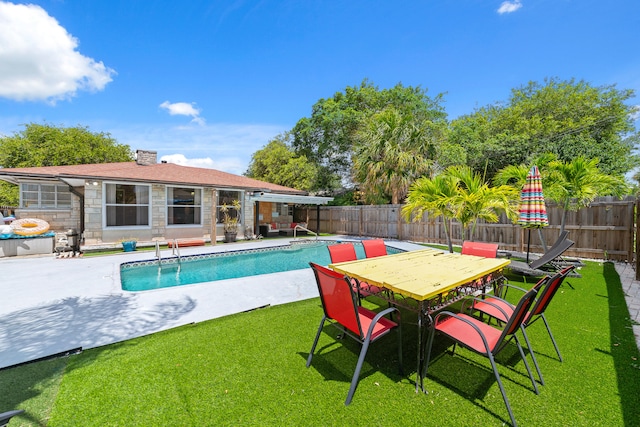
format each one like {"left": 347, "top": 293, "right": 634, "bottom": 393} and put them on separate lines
{"left": 520, "top": 328, "right": 545, "bottom": 386}
{"left": 514, "top": 335, "right": 539, "bottom": 395}
{"left": 540, "top": 314, "right": 563, "bottom": 362}
{"left": 306, "top": 316, "right": 326, "bottom": 367}
{"left": 421, "top": 326, "right": 436, "bottom": 392}
{"left": 345, "top": 337, "right": 372, "bottom": 405}
{"left": 487, "top": 351, "right": 519, "bottom": 427}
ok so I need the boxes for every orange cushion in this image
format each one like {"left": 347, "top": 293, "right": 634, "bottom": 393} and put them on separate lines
{"left": 168, "top": 239, "right": 205, "bottom": 248}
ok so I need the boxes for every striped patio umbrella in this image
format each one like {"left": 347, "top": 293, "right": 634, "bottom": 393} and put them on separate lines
{"left": 518, "top": 165, "right": 548, "bottom": 261}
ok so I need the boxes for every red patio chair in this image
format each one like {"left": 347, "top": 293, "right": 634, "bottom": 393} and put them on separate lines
{"left": 461, "top": 241, "right": 499, "bottom": 258}
{"left": 423, "top": 287, "right": 539, "bottom": 427}
{"left": 327, "top": 242, "right": 358, "bottom": 263}
{"left": 327, "top": 243, "right": 382, "bottom": 298}
{"left": 307, "top": 262, "right": 403, "bottom": 405}
{"left": 467, "top": 265, "right": 575, "bottom": 372}
{"left": 362, "top": 239, "right": 387, "bottom": 258}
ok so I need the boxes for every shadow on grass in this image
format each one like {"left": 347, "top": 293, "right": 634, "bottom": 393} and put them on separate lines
{"left": 602, "top": 262, "right": 640, "bottom": 427}
{"left": 299, "top": 322, "right": 406, "bottom": 394}
{"left": 423, "top": 333, "right": 540, "bottom": 426}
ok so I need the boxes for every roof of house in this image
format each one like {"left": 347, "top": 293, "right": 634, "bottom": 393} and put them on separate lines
{"left": 0, "top": 161, "right": 307, "bottom": 195}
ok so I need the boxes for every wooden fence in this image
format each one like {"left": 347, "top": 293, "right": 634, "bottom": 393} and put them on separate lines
{"left": 295, "top": 196, "right": 637, "bottom": 263}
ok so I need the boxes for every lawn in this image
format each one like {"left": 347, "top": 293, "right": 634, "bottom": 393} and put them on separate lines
{"left": 1, "top": 261, "right": 639, "bottom": 426}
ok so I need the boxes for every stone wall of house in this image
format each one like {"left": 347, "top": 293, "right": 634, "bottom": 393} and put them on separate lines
{"left": 79, "top": 184, "right": 257, "bottom": 244}
{"left": 243, "top": 193, "right": 254, "bottom": 236}
{"left": 151, "top": 184, "right": 166, "bottom": 239}
{"left": 83, "top": 181, "right": 103, "bottom": 243}
{"left": 203, "top": 187, "right": 214, "bottom": 240}
{"left": 14, "top": 191, "right": 82, "bottom": 234}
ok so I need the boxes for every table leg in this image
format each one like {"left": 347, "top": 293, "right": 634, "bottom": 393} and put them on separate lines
{"left": 415, "top": 301, "right": 432, "bottom": 393}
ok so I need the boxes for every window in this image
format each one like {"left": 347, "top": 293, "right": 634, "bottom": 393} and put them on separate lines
{"left": 105, "top": 183, "right": 150, "bottom": 227}
{"left": 167, "top": 187, "right": 202, "bottom": 225}
{"left": 20, "top": 183, "right": 71, "bottom": 209}
{"left": 216, "top": 190, "right": 242, "bottom": 225}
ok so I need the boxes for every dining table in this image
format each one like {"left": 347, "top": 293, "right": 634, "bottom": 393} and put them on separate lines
{"left": 329, "top": 247, "right": 511, "bottom": 392}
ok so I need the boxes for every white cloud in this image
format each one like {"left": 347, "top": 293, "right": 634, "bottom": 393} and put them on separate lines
{"left": 631, "top": 105, "right": 640, "bottom": 122}
{"left": 497, "top": 1, "right": 523, "bottom": 14}
{"left": 160, "top": 101, "right": 206, "bottom": 125}
{"left": 160, "top": 153, "right": 215, "bottom": 168}
{"left": 0, "top": 2, "right": 115, "bottom": 102}
{"left": 109, "top": 122, "right": 287, "bottom": 175}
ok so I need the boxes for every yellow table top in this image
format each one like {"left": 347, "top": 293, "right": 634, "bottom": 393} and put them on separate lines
{"left": 329, "top": 248, "right": 510, "bottom": 301}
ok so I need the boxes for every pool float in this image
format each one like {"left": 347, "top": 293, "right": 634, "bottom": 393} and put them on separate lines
{"left": 0, "top": 224, "right": 13, "bottom": 239}
{"left": 11, "top": 218, "right": 50, "bottom": 236}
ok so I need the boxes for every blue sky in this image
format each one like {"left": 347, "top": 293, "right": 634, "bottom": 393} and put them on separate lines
{"left": 1, "top": 0, "right": 639, "bottom": 175}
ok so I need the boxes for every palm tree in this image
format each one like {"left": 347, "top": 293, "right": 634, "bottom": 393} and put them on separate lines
{"left": 403, "top": 166, "right": 518, "bottom": 252}
{"left": 403, "top": 174, "right": 459, "bottom": 252}
{"left": 354, "top": 107, "right": 436, "bottom": 204}
{"left": 544, "top": 156, "right": 629, "bottom": 233}
{"left": 446, "top": 165, "right": 519, "bottom": 241}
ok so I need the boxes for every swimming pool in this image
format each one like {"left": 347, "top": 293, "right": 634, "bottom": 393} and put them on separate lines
{"left": 120, "top": 240, "right": 403, "bottom": 291}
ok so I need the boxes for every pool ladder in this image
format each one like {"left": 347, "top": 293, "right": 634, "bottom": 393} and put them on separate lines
{"left": 172, "top": 240, "right": 182, "bottom": 268}
{"left": 155, "top": 240, "right": 182, "bottom": 268}
{"left": 155, "top": 241, "right": 162, "bottom": 265}
{"left": 293, "top": 224, "right": 318, "bottom": 240}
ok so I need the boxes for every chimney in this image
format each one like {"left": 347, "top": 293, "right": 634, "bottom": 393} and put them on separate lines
{"left": 136, "top": 149, "right": 157, "bottom": 166}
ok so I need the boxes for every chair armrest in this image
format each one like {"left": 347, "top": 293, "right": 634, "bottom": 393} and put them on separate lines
{"left": 364, "top": 307, "right": 400, "bottom": 338}
{"left": 433, "top": 311, "right": 492, "bottom": 351}
{"left": 496, "top": 282, "right": 529, "bottom": 299}
{"left": 466, "top": 296, "right": 514, "bottom": 320}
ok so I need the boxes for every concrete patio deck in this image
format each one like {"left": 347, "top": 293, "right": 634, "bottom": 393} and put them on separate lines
{"left": 0, "top": 237, "right": 422, "bottom": 369}
{"left": 1, "top": 238, "right": 638, "bottom": 370}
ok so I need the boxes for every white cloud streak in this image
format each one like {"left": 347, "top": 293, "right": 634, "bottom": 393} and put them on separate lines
{"left": 497, "top": 1, "right": 523, "bottom": 14}
{"left": 160, "top": 101, "right": 206, "bottom": 125}
{"left": 109, "top": 122, "right": 287, "bottom": 175}
{"left": 0, "top": 2, "right": 115, "bottom": 102}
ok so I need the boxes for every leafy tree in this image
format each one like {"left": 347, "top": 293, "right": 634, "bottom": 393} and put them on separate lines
{"left": 0, "top": 123, "right": 133, "bottom": 168}
{"left": 0, "top": 123, "right": 133, "bottom": 206}
{"left": 291, "top": 79, "right": 447, "bottom": 192}
{"left": 449, "top": 78, "right": 639, "bottom": 180}
{"left": 354, "top": 107, "right": 439, "bottom": 204}
{"left": 244, "top": 133, "right": 317, "bottom": 191}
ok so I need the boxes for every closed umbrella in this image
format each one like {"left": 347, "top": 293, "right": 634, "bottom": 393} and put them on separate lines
{"left": 518, "top": 165, "right": 549, "bottom": 262}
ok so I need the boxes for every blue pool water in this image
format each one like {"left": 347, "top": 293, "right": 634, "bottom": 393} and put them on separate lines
{"left": 120, "top": 241, "right": 402, "bottom": 291}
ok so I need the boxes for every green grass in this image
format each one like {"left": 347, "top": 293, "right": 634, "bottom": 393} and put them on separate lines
{"left": 2, "top": 261, "right": 639, "bottom": 426}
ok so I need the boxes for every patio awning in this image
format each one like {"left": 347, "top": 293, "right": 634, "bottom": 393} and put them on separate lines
{"left": 248, "top": 192, "right": 333, "bottom": 205}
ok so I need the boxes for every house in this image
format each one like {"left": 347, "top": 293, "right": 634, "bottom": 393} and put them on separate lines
{"left": 0, "top": 149, "right": 332, "bottom": 246}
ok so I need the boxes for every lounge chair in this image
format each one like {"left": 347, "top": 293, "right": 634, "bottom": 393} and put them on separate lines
{"left": 0, "top": 410, "right": 24, "bottom": 427}
{"left": 508, "top": 236, "right": 579, "bottom": 277}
